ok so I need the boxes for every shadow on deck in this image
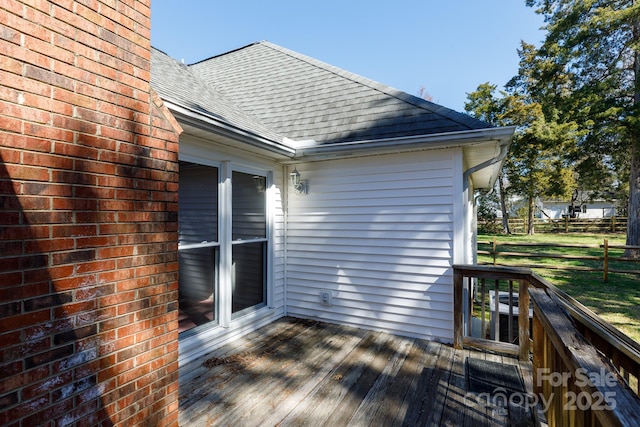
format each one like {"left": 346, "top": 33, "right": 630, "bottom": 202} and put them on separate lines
{"left": 178, "top": 317, "right": 536, "bottom": 426}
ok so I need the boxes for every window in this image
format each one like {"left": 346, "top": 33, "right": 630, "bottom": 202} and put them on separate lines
{"left": 178, "top": 161, "right": 269, "bottom": 334}
{"left": 178, "top": 162, "right": 219, "bottom": 333}
{"left": 231, "top": 171, "right": 267, "bottom": 315}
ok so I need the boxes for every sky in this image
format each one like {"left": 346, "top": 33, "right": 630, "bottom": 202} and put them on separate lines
{"left": 150, "top": 1, "right": 546, "bottom": 113}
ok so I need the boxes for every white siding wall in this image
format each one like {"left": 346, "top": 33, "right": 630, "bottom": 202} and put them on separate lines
{"left": 178, "top": 135, "right": 286, "bottom": 365}
{"left": 286, "top": 150, "right": 458, "bottom": 342}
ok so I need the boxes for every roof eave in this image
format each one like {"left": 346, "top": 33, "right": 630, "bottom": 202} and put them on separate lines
{"left": 163, "top": 100, "right": 297, "bottom": 158}
{"left": 288, "top": 126, "right": 515, "bottom": 162}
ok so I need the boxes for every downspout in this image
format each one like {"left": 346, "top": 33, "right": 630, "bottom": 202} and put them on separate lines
{"left": 459, "top": 142, "right": 509, "bottom": 337}
{"left": 462, "top": 141, "right": 510, "bottom": 261}
{"left": 283, "top": 166, "right": 289, "bottom": 317}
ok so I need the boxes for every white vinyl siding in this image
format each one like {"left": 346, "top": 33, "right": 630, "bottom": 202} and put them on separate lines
{"left": 285, "top": 150, "right": 457, "bottom": 342}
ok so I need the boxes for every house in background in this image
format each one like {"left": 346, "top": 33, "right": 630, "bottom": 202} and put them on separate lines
{"left": 503, "top": 192, "right": 619, "bottom": 220}
{"left": 537, "top": 191, "right": 618, "bottom": 219}
{"left": 151, "top": 42, "right": 514, "bottom": 364}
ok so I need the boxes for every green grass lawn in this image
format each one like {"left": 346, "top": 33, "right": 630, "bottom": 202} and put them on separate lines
{"left": 477, "top": 232, "right": 640, "bottom": 344}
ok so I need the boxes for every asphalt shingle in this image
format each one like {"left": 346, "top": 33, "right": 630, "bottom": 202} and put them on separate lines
{"left": 150, "top": 47, "right": 283, "bottom": 143}
{"left": 188, "top": 41, "right": 492, "bottom": 145}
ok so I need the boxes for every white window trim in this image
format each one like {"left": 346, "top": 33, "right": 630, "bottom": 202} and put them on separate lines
{"left": 228, "top": 164, "right": 274, "bottom": 316}
{"left": 177, "top": 154, "right": 275, "bottom": 332}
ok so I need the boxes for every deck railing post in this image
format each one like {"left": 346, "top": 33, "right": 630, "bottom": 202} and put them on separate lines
{"left": 518, "top": 278, "right": 530, "bottom": 361}
{"left": 603, "top": 238, "right": 609, "bottom": 283}
{"left": 492, "top": 236, "right": 497, "bottom": 266}
{"left": 453, "top": 269, "right": 463, "bottom": 350}
{"left": 532, "top": 311, "right": 544, "bottom": 397}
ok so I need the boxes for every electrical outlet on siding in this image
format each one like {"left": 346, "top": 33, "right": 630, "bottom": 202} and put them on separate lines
{"left": 320, "top": 290, "right": 333, "bottom": 306}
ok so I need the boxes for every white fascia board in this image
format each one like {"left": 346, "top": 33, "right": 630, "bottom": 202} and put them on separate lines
{"left": 288, "top": 126, "right": 516, "bottom": 162}
{"left": 164, "top": 100, "right": 297, "bottom": 158}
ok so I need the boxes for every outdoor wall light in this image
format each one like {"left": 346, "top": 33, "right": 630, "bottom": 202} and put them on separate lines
{"left": 290, "top": 167, "right": 307, "bottom": 194}
{"left": 253, "top": 175, "right": 266, "bottom": 192}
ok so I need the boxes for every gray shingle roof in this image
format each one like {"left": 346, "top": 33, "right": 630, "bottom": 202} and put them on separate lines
{"left": 150, "top": 47, "right": 284, "bottom": 143}
{"left": 188, "top": 41, "right": 492, "bottom": 145}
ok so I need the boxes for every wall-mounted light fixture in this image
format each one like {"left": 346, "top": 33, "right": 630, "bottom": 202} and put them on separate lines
{"left": 253, "top": 175, "right": 266, "bottom": 193}
{"left": 290, "top": 167, "right": 307, "bottom": 194}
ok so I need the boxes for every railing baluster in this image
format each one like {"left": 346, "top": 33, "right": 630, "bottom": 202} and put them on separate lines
{"left": 480, "top": 278, "right": 486, "bottom": 339}
{"left": 508, "top": 280, "right": 514, "bottom": 343}
{"left": 518, "top": 278, "right": 530, "bottom": 360}
{"left": 467, "top": 277, "right": 473, "bottom": 337}
{"left": 493, "top": 279, "right": 500, "bottom": 342}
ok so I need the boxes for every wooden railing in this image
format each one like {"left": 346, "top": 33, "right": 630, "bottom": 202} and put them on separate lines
{"left": 453, "top": 265, "right": 640, "bottom": 426}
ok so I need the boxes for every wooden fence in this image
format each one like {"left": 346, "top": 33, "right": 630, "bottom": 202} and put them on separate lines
{"left": 478, "top": 237, "right": 640, "bottom": 282}
{"left": 480, "top": 216, "right": 628, "bottom": 234}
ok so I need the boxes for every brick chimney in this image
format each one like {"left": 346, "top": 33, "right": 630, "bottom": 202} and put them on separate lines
{"left": 0, "top": 1, "right": 181, "bottom": 425}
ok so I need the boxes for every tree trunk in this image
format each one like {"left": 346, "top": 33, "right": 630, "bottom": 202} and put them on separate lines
{"left": 626, "top": 136, "right": 640, "bottom": 257}
{"left": 498, "top": 174, "right": 511, "bottom": 234}
{"left": 527, "top": 194, "right": 535, "bottom": 235}
{"left": 627, "top": 20, "right": 640, "bottom": 258}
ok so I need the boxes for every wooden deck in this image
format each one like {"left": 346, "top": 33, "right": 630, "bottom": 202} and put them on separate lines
{"left": 179, "top": 317, "right": 537, "bottom": 426}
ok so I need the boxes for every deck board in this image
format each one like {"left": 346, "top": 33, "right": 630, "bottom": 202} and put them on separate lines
{"left": 179, "top": 317, "right": 536, "bottom": 426}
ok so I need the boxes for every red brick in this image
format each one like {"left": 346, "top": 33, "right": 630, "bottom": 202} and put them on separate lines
{"left": 0, "top": 224, "right": 49, "bottom": 241}
{"left": 52, "top": 274, "right": 97, "bottom": 291}
{"left": 22, "top": 182, "right": 72, "bottom": 197}
{"left": 53, "top": 198, "right": 99, "bottom": 211}
{"left": 2, "top": 1, "right": 180, "bottom": 424}
{"left": 51, "top": 249, "right": 95, "bottom": 266}
{"left": 23, "top": 211, "right": 73, "bottom": 225}
{"left": 3, "top": 163, "right": 49, "bottom": 181}
{"left": 97, "top": 358, "right": 134, "bottom": 384}
{"left": 98, "top": 245, "right": 134, "bottom": 259}
{"left": 97, "top": 268, "right": 134, "bottom": 284}
{"left": 25, "top": 122, "right": 74, "bottom": 142}
{"left": 0, "top": 100, "right": 51, "bottom": 124}
{"left": 52, "top": 88, "right": 97, "bottom": 112}
{"left": 75, "top": 211, "right": 115, "bottom": 223}
{"left": 99, "top": 290, "right": 135, "bottom": 308}
{"left": 12, "top": 195, "right": 51, "bottom": 210}
{"left": 23, "top": 239, "right": 71, "bottom": 254}
{"left": 75, "top": 283, "right": 115, "bottom": 301}
{"left": 51, "top": 114, "right": 99, "bottom": 135}
{"left": 23, "top": 397, "right": 74, "bottom": 427}
{"left": 22, "top": 370, "right": 74, "bottom": 400}
{"left": 24, "top": 64, "right": 74, "bottom": 91}
{"left": 52, "top": 224, "right": 97, "bottom": 238}
{"left": 21, "top": 316, "right": 73, "bottom": 343}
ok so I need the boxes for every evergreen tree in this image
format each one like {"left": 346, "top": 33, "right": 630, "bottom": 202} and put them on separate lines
{"left": 526, "top": 0, "right": 640, "bottom": 256}
{"left": 465, "top": 79, "right": 577, "bottom": 235}
{"left": 465, "top": 83, "right": 512, "bottom": 234}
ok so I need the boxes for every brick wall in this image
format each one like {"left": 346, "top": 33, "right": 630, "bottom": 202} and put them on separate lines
{"left": 0, "top": 1, "right": 181, "bottom": 426}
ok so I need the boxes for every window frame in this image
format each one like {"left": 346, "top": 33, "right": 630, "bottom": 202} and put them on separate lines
{"left": 178, "top": 155, "right": 274, "bottom": 332}
{"left": 228, "top": 165, "right": 272, "bottom": 320}
{"left": 177, "top": 159, "right": 222, "bottom": 335}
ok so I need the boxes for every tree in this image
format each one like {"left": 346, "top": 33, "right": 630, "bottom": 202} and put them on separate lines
{"left": 525, "top": 0, "right": 640, "bottom": 256}
{"left": 505, "top": 102, "right": 578, "bottom": 234}
{"left": 465, "top": 81, "right": 577, "bottom": 235}
{"left": 465, "top": 83, "right": 512, "bottom": 234}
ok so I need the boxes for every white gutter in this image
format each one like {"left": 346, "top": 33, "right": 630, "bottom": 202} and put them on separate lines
{"left": 289, "top": 126, "right": 516, "bottom": 162}
{"left": 463, "top": 140, "right": 511, "bottom": 191}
